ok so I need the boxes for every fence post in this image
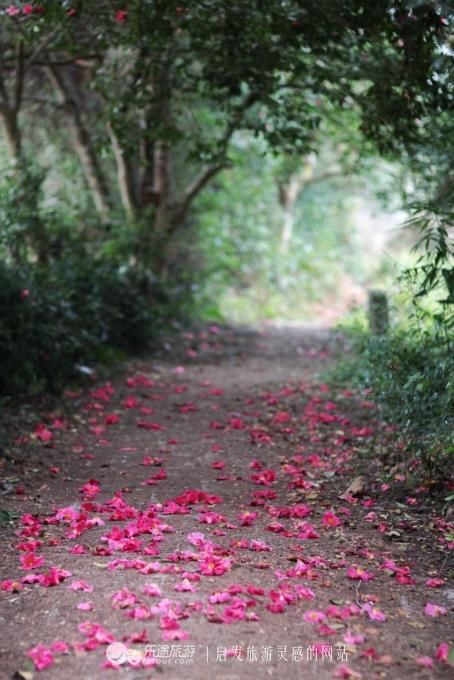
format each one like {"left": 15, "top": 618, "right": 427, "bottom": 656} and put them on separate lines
{"left": 368, "top": 289, "right": 389, "bottom": 334}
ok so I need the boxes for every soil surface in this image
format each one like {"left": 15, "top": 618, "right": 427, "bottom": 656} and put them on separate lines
{"left": 0, "top": 325, "right": 452, "bottom": 680}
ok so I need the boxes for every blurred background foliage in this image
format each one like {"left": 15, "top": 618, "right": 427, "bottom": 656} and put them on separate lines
{"left": 193, "top": 127, "right": 405, "bottom": 323}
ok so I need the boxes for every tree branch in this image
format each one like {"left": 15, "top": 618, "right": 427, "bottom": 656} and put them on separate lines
{"left": 174, "top": 92, "right": 257, "bottom": 225}
{"left": 177, "top": 163, "right": 227, "bottom": 221}
{"left": 24, "top": 25, "right": 63, "bottom": 71}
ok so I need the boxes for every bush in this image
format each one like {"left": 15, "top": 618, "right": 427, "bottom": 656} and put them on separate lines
{"left": 0, "top": 257, "right": 165, "bottom": 396}
{"left": 326, "top": 312, "right": 453, "bottom": 477}
{"left": 364, "top": 326, "right": 454, "bottom": 474}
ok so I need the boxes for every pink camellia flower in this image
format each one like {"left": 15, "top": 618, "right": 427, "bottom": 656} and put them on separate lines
{"left": 77, "top": 601, "right": 95, "bottom": 611}
{"left": 35, "top": 423, "right": 53, "bottom": 442}
{"left": 303, "top": 610, "right": 326, "bottom": 623}
{"left": 26, "top": 644, "right": 54, "bottom": 671}
{"left": 344, "top": 632, "right": 365, "bottom": 645}
{"left": 267, "top": 599, "right": 286, "bottom": 614}
{"left": 395, "top": 566, "right": 416, "bottom": 585}
{"left": 238, "top": 511, "right": 257, "bottom": 526}
{"left": 346, "top": 565, "right": 374, "bottom": 582}
{"left": 295, "top": 584, "right": 315, "bottom": 600}
{"left": 0, "top": 579, "right": 23, "bottom": 592}
{"left": 111, "top": 588, "right": 137, "bottom": 609}
{"left": 187, "top": 532, "right": 206, "bottom": 547}
{"left": 69, "top": 580, "right": 93, "bottom": 592}
{"left": 38, "top": 566, "right": 71, "bottom": 587}
{"left": 198, "top": 511, "right": 224, "bottom": 525}
{"left": 223, "top": 599, "right": 247, "bottom": 623}
{"left": 78, "top": 621, "right": 114, "bottom": 645}
{"left": 50, "top": 640, "right": 69, "bottom": 654}
{"left": 250, "top": 469, "right": 276, "bottom": 485}
{"left": 425, "top": 577, "right": 445, "bottom": 588}
{"left": 70, "top": 545, "right": 87, "bottom": 555}
{"left": 162, "top": 628, "right": 189, "bottom": 641}
{"left": 174, "top": 578, "right": 196, "bottom": 593}
{"left": 296, "top": 522, "right": 320, "bottom": 539}
{"left": 199, "top": 554, "right": 232, "bottom": 576}
{"left": 382, "top": 559, "right": 398, "bottom": 573}
{"left": 20, "top": 553, "right": 44, "bottom": 570}
{"left": 126, "top": 605, "right": 151, "bottom": 620}
{"left": 334, "top": 664, "right": 362, "bottom": 678}
{"left": 143, "top": 583, "right": 161, "bottom": 597}
{"left": 424, "top": 603, "right": 447, "bottom": 617}
{"left": 55, "top": 506, "right": 79, "bottom": 522}
{"left": 209, "top": 591, "right": 231, "bottom": 604}
{"left": 364, "top": 511, "right": 377, "bottom": 522}
{"left": 20, "top": 288, "right": 30, "bottom": 299}
{"left": 6, "top": 6, "right": 21, "bottom": 17}
{"left": 322, "top": 510, "right": 342, "bottom": 528}
{"left": 115, "top": 9, "right": 127, "bottom": 23}
{"left": 79, "top": 479, "right": 100, "bottom": 498}
{"left": 435, "top": 642, "right": 449, "bottom": 662}
{"left": 249, "top": 539, "right": 271, "bottom": 552}
{"left": 272, "top": 410, "right": 291, "bottom": 423}
{"left": 22, "top": 3, "right": 33, "bottom": 14}
{"left": 416, "top": 656, "right": 434, "bottom": 667}
{"left": 361, "top": 603, "right": 386, "bottom": 622}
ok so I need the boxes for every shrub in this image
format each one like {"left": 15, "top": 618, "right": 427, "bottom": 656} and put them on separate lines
{"left": 0, "top": 257, "right": 165, "bottom": 396}
{"left": 364, "top": 325, "right": 453, "bottom": 474}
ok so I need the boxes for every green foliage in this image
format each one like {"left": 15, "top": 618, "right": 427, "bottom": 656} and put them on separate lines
{"left": 0, "top": 163, "right": 47, "bottom": 262}
{"left": 0, "top": 257, "right": 160, "bottom": 397}
{"left": 0, "top": 509, "right": 20, "bottom": 527}
{"left": 326, "top": 291, "right": 453, "bottom": 477}
{"left": 0, "top": 158, "right": 97, "bottom": 264}
{"left": 365, "top": 324, "right": 453, "bottom": 474}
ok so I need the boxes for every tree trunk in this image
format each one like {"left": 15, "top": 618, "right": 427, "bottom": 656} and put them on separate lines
{"left": 153, "top": 141, "right": 174, "bottom": 233}
{"left": 106, "top": 122, "right": 138, "bottom": 219}
{"left": 277, "top": 159, "right": 315, "bottom": 252}
{"left": 46, "top": 67, "right": 111, "bottom": 220}
{"left": 0, "top": 106, "right": 22, "bottom": 162}
{"left": 71, "top": 118, "right": 111, "bottom": 219}
{"left": 138, "top": 135, "right": 157, "bottom": 209}
{"left": 277, "top": 155, "right": 345, "bottom": 251}
{"left": 281, "top": 207, "right": 295, "bottom": 252}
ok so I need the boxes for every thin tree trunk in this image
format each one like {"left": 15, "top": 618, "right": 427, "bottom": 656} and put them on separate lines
{"left": 281, "top": 207, "right": 296, "bottom": 252}
{"left": 153, "top": 141, "right": 174, "bottom": 233}
{"left": 46, "top": 66, "right": 111, "bottom": 220}
{"left": 0, "top": 45, "right": 24, "bottom": 163}
{"left": 278, "top": 164, "right": 313, "bottom": 252}
{"left": 0, "top": 105, "right": 22, "bottom": 161}
{"left": 277, "top": 156, "right": 344, "bottom": 251}
{"left": 106, "top": 122, "right": 137, "bottom": 219}
{"left": 139, "top": 135, "right": 157, "bottom": 209}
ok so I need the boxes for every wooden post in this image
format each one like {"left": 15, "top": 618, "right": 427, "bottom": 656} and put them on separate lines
{"left": 368, "top": 290, "right": 389, "bottom": 334}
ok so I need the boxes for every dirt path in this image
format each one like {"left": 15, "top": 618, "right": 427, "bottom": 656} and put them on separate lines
{"left": 0, "top": 325, "right": 452, "bottom": 680}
